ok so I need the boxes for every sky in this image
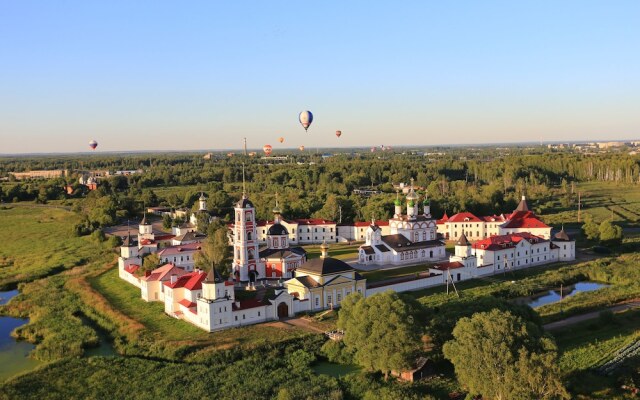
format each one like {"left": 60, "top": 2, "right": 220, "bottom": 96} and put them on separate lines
{"left": 0, "top": 1, "right": 639, "bottom": 154}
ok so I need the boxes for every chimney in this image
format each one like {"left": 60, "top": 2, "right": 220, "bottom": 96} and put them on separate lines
{"left": 320, "top": 240, "right": 329, "bottom": 259}
{"left": 170, "top": 274, "right": 177, "bottom": 284}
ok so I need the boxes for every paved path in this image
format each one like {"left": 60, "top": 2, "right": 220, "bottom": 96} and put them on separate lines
{"left": 543, "top": 300, "right": 640, "bottom": 331}
{"left": 282, "top": 317, "right": 326, "bottom": 333}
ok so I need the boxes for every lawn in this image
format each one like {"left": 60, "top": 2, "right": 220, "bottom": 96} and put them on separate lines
{"left": 303, "top": 243, "right": 360, "bottom": 260}
{"left": 359, "top": 263, "right": 435, "bottom": 283}
{"left": 0, "top": 205, "right": 104, "bottom": 290}
{"left": 90, "top": 268, "right": 310, "bottom": 350}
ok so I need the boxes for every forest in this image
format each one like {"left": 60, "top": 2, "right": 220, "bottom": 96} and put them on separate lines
{"left": 1, "top": 147, "right": 638, "bottom": 230}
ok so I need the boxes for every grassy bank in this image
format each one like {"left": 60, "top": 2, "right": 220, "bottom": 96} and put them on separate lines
{"left": 0, "top": 206, "right": 101, "bottom": 290}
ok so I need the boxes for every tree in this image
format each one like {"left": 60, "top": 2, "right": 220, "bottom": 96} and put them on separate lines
{"left": 195, "top": 222, "right": 232, "bottom": 277}
{"left": 140, "top": 253, "right": 160, "bottom": 276}
{"left": 162, "top": 213, "right": 173, "bottom": 230}
{"left": 337, "top": 291, "right": 422, "bottom": 380}
{"left": 443, "top": 309, "right": 568, "bottom": 400}
{"left": 582, "top": 214, "right": 600, "bottom": 241}
{"left": 598, "top": 219, "right": 623, "bottom": 246}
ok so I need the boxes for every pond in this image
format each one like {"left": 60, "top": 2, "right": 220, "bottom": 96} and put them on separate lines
{"left": 0, "top": 289, "right": 42, "bottom": 381}
{"left": 514, "top": 282, "right": 609, "bottom": 309}
{"left": 312, "top": 361, "right": 361, "bottom": 377}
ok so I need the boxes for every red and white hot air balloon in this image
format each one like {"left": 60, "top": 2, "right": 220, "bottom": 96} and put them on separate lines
{"left": 263, "top": 144, "right": 272, "bottom": 156}
{"left": 299, "top": 145, "right": 305, "bottom": 151}
{"left": 279, "top": 137, "right": 284, "bottom": 143}
{"left": 335, "top": 130, "right": 342, "bottom": 138}
{"left": 370, "top": 147, "right": 376, "bottom": 153}
{"left": 89, "top": 139, "right": 98, "bottom": 150}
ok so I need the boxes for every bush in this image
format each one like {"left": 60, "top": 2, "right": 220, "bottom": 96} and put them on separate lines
{"left": 321, "top": 340, "right": 352, "bottom": 364}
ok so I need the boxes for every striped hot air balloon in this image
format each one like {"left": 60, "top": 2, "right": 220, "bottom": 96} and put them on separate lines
{"left": 299, "top": 145, "right": 305, "bottom": 151}
{"left": 279, "top": 137, "right": 284, "bottom": 143}
{"left": 89, "top": 140, "right": 98, "bottom": 150}
{"left": 263, "top": 144, "right": 272, "bottom": 156}
{"left": 335, "top": 130, "right": 342, "bottom": 138}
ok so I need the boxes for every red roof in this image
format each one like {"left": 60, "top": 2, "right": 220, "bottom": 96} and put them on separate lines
{"left": 154, "top": 234, "right": 176, "bottom": 241}
{"left": 158, "top": 242, "right": 203, "bottom": 256}
{"left": 433, "top": 261, "right": 464, "bottom": 270}
{"left": 501, "top": 211, "right": 549, "bottom": 229}
{"left": 124, "top": 264, "right": 140, "bottom": 274}
{"left": 164, "top": 270, "right": 208, "bottom": 290}
{"left": 480, "top": 214, "right": 506, "bottom": 222}
{"left": 293, "top": 218, "right": 335, "bottom": 225}
{"left": 143, "top": 263, "right": 187, "bottom": 282}
{"left": 351, "top": 220, "right": 389, "bottom": 227}
{"left": 447, "top": 212, "right": 482, "bottom": 223}
{"left": 232, "top": 298, "right": 267, "bottom": 311}
{"left": 178, "top": 299, "right": 197, "bottom": 308}
{"left": 436, "top": 212, "right": 449, "bottom": 225}
{"left": 472, "top": 232, "right": 546, "bottom": 251}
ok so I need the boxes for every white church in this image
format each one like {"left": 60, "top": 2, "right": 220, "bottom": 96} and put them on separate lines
{"left": 358, "top": 180, "right": 446, "bottom": 265}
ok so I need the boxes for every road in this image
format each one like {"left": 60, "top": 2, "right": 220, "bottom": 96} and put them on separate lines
{"left": 543, "top": 300, "right": 640, "bottom": 331}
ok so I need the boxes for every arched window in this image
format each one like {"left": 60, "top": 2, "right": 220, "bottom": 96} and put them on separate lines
{"left": 245, "top": 212, "right": 251, "bottom": 221}
{"left": 247, "top": 232, "right": 252, "bottom": 241}
{"left": 429, "top": 250, "right": 433, "bottom": 258}
{"left": 421, "top": 250, "right": 425, "bottom": 257}
{"left": 401, "top": 253, "right": 405, "bottom": 260}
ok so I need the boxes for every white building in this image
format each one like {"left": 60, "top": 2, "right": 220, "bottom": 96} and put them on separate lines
{"left": 358, "top": 181, "right": 446, "bottom": 266}
{"left": 157, "top": 242, "right": 202, "bottom": 271}
{"left": 437, "top": 196, "right": 552, "bottom": 241}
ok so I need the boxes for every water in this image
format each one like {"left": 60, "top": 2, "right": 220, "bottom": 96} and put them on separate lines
{"left": 312, "top": 361, "right": 361, "bottom": 377}
{"left": 0, "top": 290, "right": 42, "bottom": 381}
{"left": 516, "top": 282, "right": 609, "bottom": 308}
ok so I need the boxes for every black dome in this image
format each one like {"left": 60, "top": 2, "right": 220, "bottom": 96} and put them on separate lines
{"left": 235, "top": 197, "right": 254, "bottom": 208}
{"left": 268, "top": 223, "right": 288, "bottom": 236}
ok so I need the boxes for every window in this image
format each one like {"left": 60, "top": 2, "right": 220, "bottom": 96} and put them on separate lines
{"left": 243, "top": 314, "right": 246, "bottom": 320}
{"left": 357, "top": 289, "right": 361, "bottom": 294}
{"left": 235, "top": 315, "right": 238, "bottom": 321}
{"left": 258, "top": 311, "right": 261, "bottom": 316}
{"left": 245, "top": 213, "right": 251, "bottom": 221}
{"left": 337, "top": 293, "right": 342, "bottom": 303}
{"left": 315, "top": 297, "right": 319, "bottom": 307}
{"left": 327, "top": 295, "right": 332, "bottom": 304}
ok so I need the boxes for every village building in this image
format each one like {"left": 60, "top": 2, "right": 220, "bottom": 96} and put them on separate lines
{"left": 336, "top": 220, "right": 391, "bottom": 242}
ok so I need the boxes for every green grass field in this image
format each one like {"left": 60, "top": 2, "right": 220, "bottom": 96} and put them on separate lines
{"left": 542, "top": 181, "right": 640, "bottom": 227}
{"left": 303, "top": 243, "right": 360, "bottom": 260}
{"left": 359, "top": 263, "right": 435, "bottom": 282}
{"left": 90, "top": 268, "right": 309, "bottom": 350}
{"left": 0, "top": 205, "right": 103, "bottom": 290}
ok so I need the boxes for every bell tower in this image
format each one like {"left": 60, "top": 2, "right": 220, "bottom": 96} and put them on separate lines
{"left": 231, "top": 167, "right": 261, "bottom": 283}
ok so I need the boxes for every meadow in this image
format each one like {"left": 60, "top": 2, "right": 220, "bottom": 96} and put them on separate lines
{"left": 0, "top": 205, "right": 101, "bottom": 290}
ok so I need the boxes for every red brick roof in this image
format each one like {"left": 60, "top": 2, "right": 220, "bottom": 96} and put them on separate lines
{"left": 124, "top": 264, "right": 140, "bottom": 274}
{"left": 436, "top": 212, "right": 449, "bottom": 225}
{"left": 433, "top": 261, "right": 464, "bottom": 270}
{"left": 501, "top": 211, "right": 549, "bottom": 229}
{"left": 178, "top": 299, "right": 196, "bottom": 308}
{"left": 232, "top": 298, "right": 268, "bottom": 311}
{"left": 162, "top": 270, "right": 207, "bottom": 290}
{"left": 157, "top": 242, "right": 203, "bottom": 256}
{"left": 472, "top": 232, "right": 546, "bottom": 251}
{"left": 480, "top": 214, "right": 506, "bottom": 222}
{"left": 142, "top": 263, "right": 187, "bottom": 282}
{"left": 447, "top": 212, "right": 482, "bottom": 223}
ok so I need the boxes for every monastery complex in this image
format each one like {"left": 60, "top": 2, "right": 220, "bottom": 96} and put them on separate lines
{"left": 118, "top": 183, "right": 575, "bottom": 332}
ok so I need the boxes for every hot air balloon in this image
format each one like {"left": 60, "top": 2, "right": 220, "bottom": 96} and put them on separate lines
{"left": 279, "top": 137, "right": 284, "bottom": 143}
{"left": 335, "top": 130, "right": 342, "bottom": 138}
{"left": 370, "top": 147, "right": 376, "bottom": 153}
{"left": 263, "top": 144, "right": 272, "bottom": 156}
{"left": 89, "top": 140, "right": 98, "bottom": 150}
{"left": 299, "top": 145, "right": 305, "bottom": 151}
{"left": 298, "top": 110, "right": 313, "bottom": 132}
